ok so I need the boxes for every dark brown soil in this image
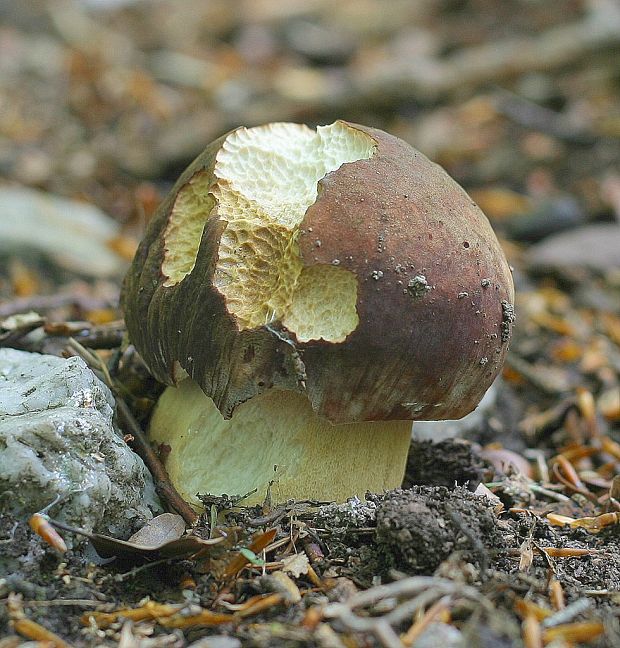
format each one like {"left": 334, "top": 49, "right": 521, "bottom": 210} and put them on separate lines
{"left": 3, "top": 438, "right": 620, "bottom": 646}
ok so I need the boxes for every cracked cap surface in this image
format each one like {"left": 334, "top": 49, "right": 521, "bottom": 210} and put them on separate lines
{"left": 122, "top": 121, "right": 514, "bottom": 423}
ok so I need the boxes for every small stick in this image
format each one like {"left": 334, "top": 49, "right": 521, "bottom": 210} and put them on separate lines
{"left": 541, "top": 599, "right": 594, "bottom": 628}
{"left": 401, "top": 595, "right": 451, "bottom": 646}
{"left": 447, "top": 508, "right": 489, "bottom": 577}
{"left": 64, "top": 337, "right": 198, "bottom": 526}
{"left": 115, "top": 397, "right": 197, "bottom": 526}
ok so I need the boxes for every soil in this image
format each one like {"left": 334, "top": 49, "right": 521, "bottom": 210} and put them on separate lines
{"left": 3, "top": 438, "right": 620, "bottom": 646}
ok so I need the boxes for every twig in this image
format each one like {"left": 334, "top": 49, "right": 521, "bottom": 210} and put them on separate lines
{"left": 246, "top": 506, "right": 288, "bottom": 527}
{"left": 351, "top": 1, "right": 620, "bottom": 102}
{"left": 506, "top": 354, "right": 570, "bottom": 395}
{"left": 551, "top": 458, "right": 599, "bottom": 504}
{"left": 541, "top": 599, "right": 594, "bottom": 628}
{"left": 0, "top": 321, "right": 44, "bottom": 348}
{"left": 64, "top": 337, "right": 198, "bottom": 526}
{"left": 116, "top": 397, "right": 198, "bottom": 526}
{"left": 322, "top": 576, "right": 489, "bottom": 648}
{"left": 20, "top": 599, "right": 103, "bottom": 608}
{"left": 65, "top": 338, "right": 114, "bottom": 391}
{"left": 0, "top": 522, "right": 19, "bottom": 545}
{"left": 402, "top": 595, "right": 452, "bottom": 646}
{"left": 75, "top": 323, "right": 126, "bottom": 349}
{"left": 528, "top": 484, "right": 572, "bottom": 503}
{"left": 447, "top": 507, "right": 489, "bottom": 577}
{"left": 494, "top": 88, "right": 594, "bottom": 144}
{"left": 113, "top": 557, "right": 175, "bottom": 582}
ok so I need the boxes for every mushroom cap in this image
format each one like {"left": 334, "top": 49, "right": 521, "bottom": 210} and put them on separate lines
{"left": 122, "top": 121, "right": 514, "bottom": 423}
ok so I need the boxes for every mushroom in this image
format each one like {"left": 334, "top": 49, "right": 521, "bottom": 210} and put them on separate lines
{"left": 122, "top": 121, "right": 514, "bottom": 507}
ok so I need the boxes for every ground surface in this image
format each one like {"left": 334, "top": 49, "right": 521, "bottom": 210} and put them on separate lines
{"left": 1, "top": 1, "right": 620, "bottom": 646}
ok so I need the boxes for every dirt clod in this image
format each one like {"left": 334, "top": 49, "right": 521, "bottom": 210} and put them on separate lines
{"left": 403, "top": 439, "right": 487, "bottom": 490}
{"left": 376, "top": 486, "right": 504, "bottom": 574}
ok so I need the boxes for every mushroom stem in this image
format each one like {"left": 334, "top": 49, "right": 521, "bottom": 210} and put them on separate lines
{"left": 149, "top": 379, "right": 412, "bottom": 508}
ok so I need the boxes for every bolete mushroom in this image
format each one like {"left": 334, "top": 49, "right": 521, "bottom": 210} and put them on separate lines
{"left": 122, "top": 121, "right": 514, "bottom": 507}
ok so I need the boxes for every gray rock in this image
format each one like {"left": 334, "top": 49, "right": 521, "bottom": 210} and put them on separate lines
{"left": 284, "top": 20, "right": 356, "bottom": 64}
{"left": 0, "top": 349, "right": 160, "bottom": 538}
{"left": 526, "top": 223, "right": 620, "bottom": 273}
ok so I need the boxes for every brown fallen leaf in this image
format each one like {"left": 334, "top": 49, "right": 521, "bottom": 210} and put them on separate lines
{"left": 514, "top": 599, "right": 552, "bottom": 622}
{"left": 46, "top": 515, "right": 224, "bottom": 559}
{"left": 8, "top": 593, "right": 70, "bottom": 648}
{"left": 160, "top": 608, "right": 236, "bottom": 628}
{"left": 11, "top": 618, "right": 71, "bottom": 648}
{"left": 541, "top": 547, "right": 595, "bottom": 558}
{"left": 43, "top": 320, "right": 92, "bottom": 336}
{"left": 234, "top": 593, "right": 284, "bottom": 619}
{"left": 518, "top": 536, "right": 534, "bottom": 572}
{"left": 468, "top": 187, "right": 531, "bottom": 221}
{"left": 84, "top": 596, "right": 281, "bottom": 631}
{"left": 401, "top": 595, "right": 451, "bottom": 646}
{"left": 83, "top": 601, "right": 184, "bottom": 628}
{"left": 269, "top": 572, "right": 302, "bottom": 603}
{"left": 546, "top": 511, "right": 620, "bottom": 533}
{"left": 601, "top": 436, "right": 620, "bottom": 461}
{"left": 549, "top": 578, "right": 565, "bottom": 611}
{"left": 9, "top": 259, "right": 40, "bottom": 297}
{"left": 522, "top": 614, "right": 543, "bottom": 648}
{"left": 126, "top": 513, "right": 186, "bottom": 547}
{"left": 281, "top": 552, "right": 310, "bottom": 578}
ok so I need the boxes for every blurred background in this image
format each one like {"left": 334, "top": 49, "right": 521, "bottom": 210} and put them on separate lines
{"left": 1, "top": 0, "right": 619, "bottom": 435}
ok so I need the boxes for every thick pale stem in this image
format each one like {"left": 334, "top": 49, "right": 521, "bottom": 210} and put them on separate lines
{"left": 149, "top": 379, "right": 412, "bottom": 508}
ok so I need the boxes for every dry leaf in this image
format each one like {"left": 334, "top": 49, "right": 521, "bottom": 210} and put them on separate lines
{"left": 546, "top": 513, "right": 577, "bottom": 527}
{"left": 281, "top": 552, "right": 310, "bottom": 578}
{"left": 541, "top": 547, "right": 593, "bottom": 558}
{"left": 543, "top": 621, "right": 604, "bottom": 643}
{"left": 83, "top": 601, "right": 184, "bottom": 628}
{"left": 159, "top": 609, "right": 235, "bottom": 628}
{"left": 11, "top": 618, "right": 71, "bottom": 648}
{"left": 519, "top": 537, "right": 534, "bottom": 572}
{"left": 222, "top": 528, "right": 277, "bottom": 578}
{"left": 234, "top": 593, "right": 284, "bottom": 618}
{"left": 47, "top": 517, "right": 224, "bottom": 560}
{"left": 522, "top": 614, "right": 543, "bottom": 648}
{"left": 474, "top": 483, "right": 504, "bottom": 513}
{"left": 127, "top": 513, "right": 186, "bottom": 547}
{"left": 547, "top": 511, "right": 620, "bottom": 534}
{"left": 270, "top": 572, "right": 302, "bottom": 603}
{"left": 514, "top": 599, "right": 552, "bottom": 621}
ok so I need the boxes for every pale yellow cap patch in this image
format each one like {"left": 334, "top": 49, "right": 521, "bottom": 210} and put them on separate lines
{"left": 162, "top": 171, "right": 214, "bottom": 286}
{"left": 162, "top": 121, "right": 376, "bottom": 342}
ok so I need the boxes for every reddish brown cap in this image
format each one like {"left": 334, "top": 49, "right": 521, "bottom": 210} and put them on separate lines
{"left": 122, "top": 121, "right": 514, "bottom": 423}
